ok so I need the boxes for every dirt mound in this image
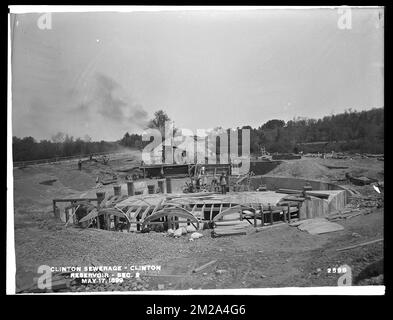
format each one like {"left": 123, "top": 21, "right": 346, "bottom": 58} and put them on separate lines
{"left": 268, "top": 159, "right": 331, "bottom": 180}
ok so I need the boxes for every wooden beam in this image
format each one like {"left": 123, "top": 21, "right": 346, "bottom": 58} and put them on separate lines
{"left": 210, "top": 204, "right": 214, "bottom": 221}
{"left": 141, "top": 206, "right": 151, "bottom": 220}
{"left": 253, "top": 205, "right": 257, "bottom": 227}
{"left": 212, "top": 230, "right": 247, "bottom": 237}
{"left": 336, "top": 239, "right": 383, "bottom": 252}
{"left": 260, "top": 204, "right": 264, "bottom": 227}
{"left": 192, "top": 260, "right": 217, "bottom": 273}
{"left": 287, "top": 204, "right": 291, "bottom": 223}
{"left": 219, "top": 203, "right": 223, "bottom": 215}
{"left": 131, "top": 206, "right": 143, "bottom": 220}
{"left": 53, "top": 198, "right": 98, "bottom": 203}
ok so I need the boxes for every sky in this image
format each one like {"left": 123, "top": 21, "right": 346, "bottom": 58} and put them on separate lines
{"left": 11, "top": 7, "right": 384, "bottom": 141}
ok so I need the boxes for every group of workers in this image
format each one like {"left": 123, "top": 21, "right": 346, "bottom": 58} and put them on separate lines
{"left": 77, "top": 155, "right": 109, "bottom": 171}
{"left": 196, "top": 166, "right": 228, "bottom": 194}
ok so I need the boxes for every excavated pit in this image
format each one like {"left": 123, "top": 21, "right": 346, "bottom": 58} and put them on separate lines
{"left": 53, "top": 175, "right": 350, "bottom": 233}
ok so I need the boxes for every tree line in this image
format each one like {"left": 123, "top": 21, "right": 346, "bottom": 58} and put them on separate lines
{"left": 119, "top": 108, "right": 384, "bottom": 155}
{"left": 13, "top": 107, "right": 384, "bottom": 162}
{"left": 12, "top": 134, "right": 119, "bottom": 162}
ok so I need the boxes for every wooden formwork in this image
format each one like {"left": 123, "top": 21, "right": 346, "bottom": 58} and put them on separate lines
{"left": 54, "top": 191, "right": 302, "bottom": 232}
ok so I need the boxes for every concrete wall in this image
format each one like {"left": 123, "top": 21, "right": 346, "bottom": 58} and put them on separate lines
{"left": 298, "top": 190, "right": 347, "bottom": 219}
{"left": 249, "top": 175, "right": 349, "bottom": 219}
{"left": 299, "top": 197, "right": 329, "bottom": 219}
{"left": 250, "top": 175, "right": 348, "bottom": 192}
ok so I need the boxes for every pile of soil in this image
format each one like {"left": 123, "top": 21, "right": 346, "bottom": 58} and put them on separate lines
{"left": 268, "top": 159, "right": 332, "bottom": 180}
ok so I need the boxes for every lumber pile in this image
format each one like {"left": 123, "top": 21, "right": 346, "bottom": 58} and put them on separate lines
{"left": 211, "top": 220, "right": 250, "bottom": 237}
{"left": 276, "top": 188, "right": 330, "bottom": 199}
{"left": 101, "top": 178, "right": 118, "bottom": 185}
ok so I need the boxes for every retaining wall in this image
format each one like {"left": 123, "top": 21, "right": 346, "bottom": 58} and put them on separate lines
{"left": 250, "top": 175, "right": 349, "bottom": 219}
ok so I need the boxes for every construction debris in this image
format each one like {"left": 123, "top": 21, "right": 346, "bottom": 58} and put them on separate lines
{"left": 346, "top": 173, "right": 378, "bottom": 186}
{"left": 347, "top": 194, "right": 383, "bottom": 209}
{"left": 327, "top": 209, "right": 371, "bottom": 221}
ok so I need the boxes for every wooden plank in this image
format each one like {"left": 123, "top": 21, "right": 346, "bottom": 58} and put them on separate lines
{"left": 269, "top": 205, "right": 274, "bottom": 225}
{"left": 277, "top": 188, "right": 331, "bottom": 198}
{"left": 287, "top": 204, "right": 291, "bottom": 223}
{"left": 131, "top": 206, "right": 143, "bottom": 219}
{"left": 260, "top": 204, "right": 264, "bottom": 227}
{"left": 283, "top": 196, "right": 306, "bottom": 202}
{"left": 212, "top": 230, "right": 247, "bottom": 237}
{"left": 336, "top": 239, "right": 383, "bottom": 252}
{"left": 192, "top": 260, "right": 217, "bottom": 273}
{"left": 276, "top": 188, "right": 302, "bottom": 194}
{"left": 215, "top": 224, "right": 249, "bottom": 231}
{"left": 213, "top": 217, "right": 242, "bottom": 222}
{"left": 125, "top": 205, "right": 136, "bottom": 218}
{"left": 252, "top": 205, "right": 257, "bottom": 227}
{"left": 255, "top": 222, "right": 287, "bottom": 232}
{"left": 53, "top": 198, "right": 98, "bottom": 203}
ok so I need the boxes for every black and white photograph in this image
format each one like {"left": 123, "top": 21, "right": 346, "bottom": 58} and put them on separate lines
{"left": 7, "top": 6, "right": 384, "bottom": 296}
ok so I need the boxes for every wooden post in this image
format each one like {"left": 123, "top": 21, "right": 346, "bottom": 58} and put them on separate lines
{"left": 260, "top": 204, "right": 264, "bottom": 227}
{"left": 287, "top": 204, "right": 291, "bottom": 223}
{"left": 158, "top": 179, "right": 166, "bottom": 193}
{"left": 269, "top": 204, "right": 273, "bottom": 225}
{"left": 53, "top": 200, "right": 56, "bottom": 216}
{"left": 107, "top": 214, "right": 111, "bottom": 231}
{"left": 96, "top": 191, "right": 105, "bottom": 229}
{"left": 253, "top": 207, "right": 257, "bottom": 227}
{"left": 53, "top": 200, "right": 61, "bottom": 220}
{"left": 166, "top": 178, "right": 172, "bottom": 194}
{"left": 136, "top": 214, "right": 140, "bottom": 231}
{"left": 127, "top": 181, "right": 135, "bottom": 196}
{"left": 147, "top": 184, "right": 155, "bottom": 194}
{"left": 65, "top": 206, "right": 69, "bottom": 223}
{"left": 114, "top": 185, "right": 121, "bottom": 196}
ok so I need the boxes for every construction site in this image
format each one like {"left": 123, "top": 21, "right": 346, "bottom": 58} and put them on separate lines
{"left": 13, "top": 146, "right": 384, "bottom": 293}
{"left": 9, "top": 7, "right": 384, "bottom": 295}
